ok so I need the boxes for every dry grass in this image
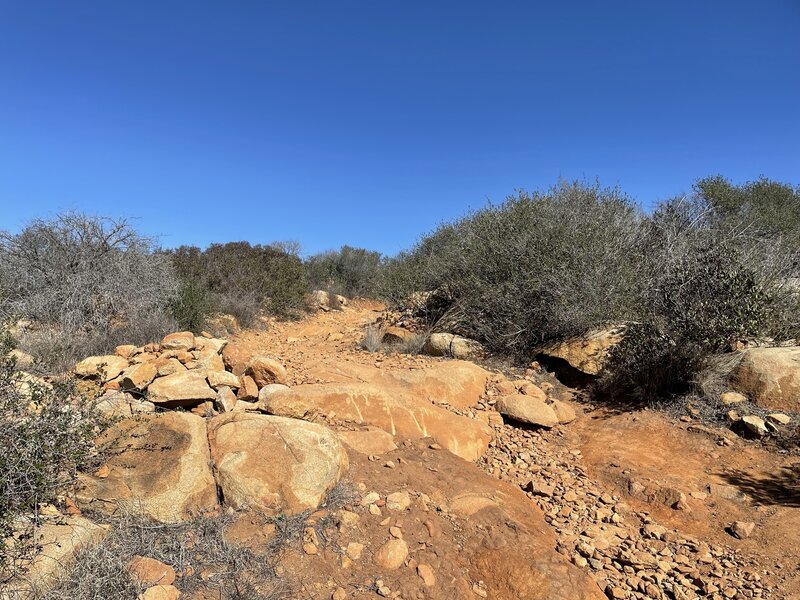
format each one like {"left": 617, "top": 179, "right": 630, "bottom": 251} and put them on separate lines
{"left": 33, "top": 481, "right": 359, "bottom": 600}
{"left": 33, "top": 512, "right": 294, "bottom": 600}
{"left": 358, "top": 325, "right": 384, "bottom": 353}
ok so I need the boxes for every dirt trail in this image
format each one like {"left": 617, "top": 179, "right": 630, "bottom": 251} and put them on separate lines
{"left": 229, "top": 303, "right": 800, "bottom": 599}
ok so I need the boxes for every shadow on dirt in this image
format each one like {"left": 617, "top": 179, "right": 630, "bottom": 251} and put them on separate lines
{"left": 720, "top": 463, "right": 800, "bottom": 508}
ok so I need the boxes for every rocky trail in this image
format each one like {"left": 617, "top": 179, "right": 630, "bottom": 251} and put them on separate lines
{"left": 8, "top": 302, "right": 799, "bottom": 600}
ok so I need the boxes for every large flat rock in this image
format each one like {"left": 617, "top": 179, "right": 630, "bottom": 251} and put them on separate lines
{"left": 260, "top": 383, "right": 492, "bottom": 461}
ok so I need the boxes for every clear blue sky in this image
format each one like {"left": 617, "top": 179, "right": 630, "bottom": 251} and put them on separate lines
{"left": 1, "top": 2, "right": 798, "bottom": 255}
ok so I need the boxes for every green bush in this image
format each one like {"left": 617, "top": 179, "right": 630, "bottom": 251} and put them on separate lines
{"left": 306, "top": 245, "right": 384, "bottom": 298}
{"left": 382, "top": 179, "right": 800, "bottom": 402}
{"left": 696, "top": 175, "right": 800, "bottom": 245}
{"left": 168, "top": 241, "right": 309, "bottom": 324}
{"left": 382, "top": 181, "right": 646, "bottom": 356}
{"left": 0, "top": 327, "right": 102, "bottom": 579}
{"left": 600, "top": 193, "right": 800, "bottom": 401}
{"left": 170, "top": 280, "right": 212, "bottom": 332}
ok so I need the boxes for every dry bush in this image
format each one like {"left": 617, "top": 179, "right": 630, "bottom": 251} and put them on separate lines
{"left": 0, "top": 327, "right": 104, "bottom": 582}
{"left": 383, "top": 178, "right": 800, "bottom": 403}
{"left": 0, "top": 213, "right": 179, "bottom": 371}
{"left": 306, "top": 245, "right": 384, "bottom": 298}
{"left": 36, "top": 481, "right": 358, "bottom": 600}
{"left": 359, "top": 325, "right": 385, "bottom": 353}
{"left": 36, "top": 513, "right": 293, "bottom": 600}
{"left": 381, "top": 180, "right": 646, "bottom": 355}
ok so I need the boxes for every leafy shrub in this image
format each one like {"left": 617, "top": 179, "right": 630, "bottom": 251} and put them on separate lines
{"left": 306, "top": 245, "right": 384, "bottom": 298}
{"left": 0, "top": 327, "right": 102, "bottom": 579}
{"left": 170, "top": 280, "right": 212, "bottom": 332}
{"left": 168, "top": 241, "right": 308, "bottom": 325}
{"left": 696, "top": 175, "right": 800, "bottom": 245}
{"left": 382, "top": 179, "right": 800, "bottom": 402}
{"left": 382, "top": 180, "right": 646, "bottom": 356}
{"left": 600, "top": 195, "right": 800, "bottom": 401}
{"left": 0, "top": 213, "right": 179, "bottom": 370}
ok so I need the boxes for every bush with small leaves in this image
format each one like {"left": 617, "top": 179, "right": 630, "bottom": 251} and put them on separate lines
{"left": 0, "top": 327, "right": 104, "bottom": 580}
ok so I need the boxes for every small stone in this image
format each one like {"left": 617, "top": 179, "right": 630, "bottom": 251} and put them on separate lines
{"left": 303, "top": 542, "right": 318, "bottom": 555}
{"left": 360, "top": 492, "right": 380, "bottom": 506}
{"left": 389, "top": 526, "right": 403, "bottom": 538}
{"left": 417, "top": 563, "right": 436, "bottom": 586}
{"left": 373, "top": 538, "right": 408, "bottom": 569}
{"left": 742, "top": 415, "right": 768, "bottom": 436}
{"left": 346, "top": 542, "right": 364, "bottom": 560}
{"left": 767, "top": 413, "right": 791, "bottom": 426}
{"left": 386, "top": 491, "right": 411, "bottom": 511}
{"left": 332, "top": 588, "right": 347, "bottom": 600}
{"left": 128, "top": 556, "right": 176, "bottom": 587}
{"left": 720, "top": 391, "right": 747, "bottom": 405}
{"left": 730, "top": 521, "right": 755, "bottom": 539}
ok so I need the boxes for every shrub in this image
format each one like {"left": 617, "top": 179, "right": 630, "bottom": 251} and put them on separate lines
{"left": 0, "top": 327, "right": 103, "bottom": 580}
{"left": 382, "top": 179, "right": 800, "bottom": 403}
{"left": 170, "top": 280, "right": 212, "bottom": 332}
{"left": 696, "top": 175, "right": 800, "bottom": 245}
{"left": 37, "top": 513, "right": 291, "bottom": 600}
{"left": 306, "top": 245, "right": 384, "bottom": 298}
{"left": 599, "top": 194, "right": 800, "bottom": 401}
{"left": 168, "top": 241, "right": 308, "bottom": 324}
{"left": 382, "top": 180, "right": 646, "bottom": 356}
{"left": 0, "top": 213, "right": 179, "bottom": 370}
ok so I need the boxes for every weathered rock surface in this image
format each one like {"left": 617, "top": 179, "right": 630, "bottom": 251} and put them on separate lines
{"left": 260, "top": 383, "right": 493, "bottom": 461}
{"left": 246, "top": 355, "right": 288, "bottom": 387}
{"left": 496, "top": 394, "right": 559, "bottom": 428}
{"left": 208, "top": 412, "right": 348, "bottom": 515}
{"left": 540, "top": 325, "right": 626, "bottom": 375}
{"left": 423, "top": 332, "right": 484, "bottom": 359}
{"left": 120, "top": 361, "right": 158, "bottom": 392}
{"left": 95, "top": 390, "right": 156, "bottom": 418}
{"left": 1, "top": 517, "right": 109, "bottom": 598}
{"left": 159, "top": 331, "right": 195, "bottom": 351}
{"left": 128, "top": 555, "right": 176, "bottom": 587}
{"left": 206, "top": 369, "right": 240, "bottom": 390}
{"left": 76, "top": 413, "right": 218, "bottom": 522}
{"left": 731, "top": 346, "right": 800, "bottom": 412}
{"left": 74, "top": 354, "right": 129, "bottom": 380}
{"left": 147, "top": 371, "right": 216, "bottom": 408}
{"left": 381, "top": 326, "right": 417, "bottom": 344}
{"left": 337, "top": 428, "right": 398, "bottom": 455}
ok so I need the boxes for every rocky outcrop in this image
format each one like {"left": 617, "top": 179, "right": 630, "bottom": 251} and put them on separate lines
{"left": 75, "top": 413, "right": 218, "bottom": 522}
{"left": 208, "top": 412, "right": 348, "bottom": 514}
{"left": 730, "top": 346, "right": 800, "bottom": 412}
{"left": 260, "top": 383, "right": 493, "bottom": 461}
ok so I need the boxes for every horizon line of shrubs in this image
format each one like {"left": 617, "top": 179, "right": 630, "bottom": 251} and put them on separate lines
{"left": 1, "top": 174, "right": 799, "bottom": 402}
{"left": 381, "top": 175, "right": 800, "bottom": 402}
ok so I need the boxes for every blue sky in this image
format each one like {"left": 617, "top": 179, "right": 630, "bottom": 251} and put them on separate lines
{"left": 1, "top": 1, "right": 798, "bottom": 255}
